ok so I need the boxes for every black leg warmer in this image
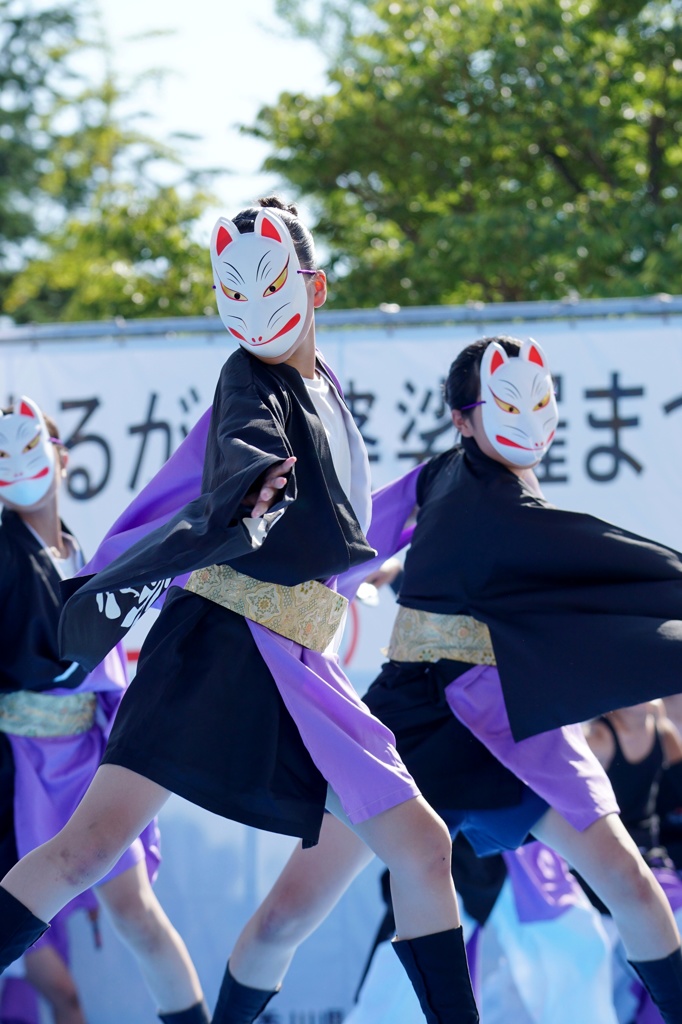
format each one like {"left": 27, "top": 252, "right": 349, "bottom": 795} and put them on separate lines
{"left": 158, "top": 1001, "right": 210, "bottom": 1024}
{"left": 629, "top": 947, "right": 682, "bottom": 1024}
{"left": 211, "top": 963, "right": 279, "bottom": 1024}
{"left": 392, "top": 926, "right": 479, "bottom": 1023}
{"left": 0, "top": 886, "right": 49, "bottom": 975}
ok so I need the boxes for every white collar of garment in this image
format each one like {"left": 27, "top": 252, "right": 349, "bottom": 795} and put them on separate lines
{"left": 312, "top": 366, "right": 372, "bottom": 535}
{"left": 24, "top": 522, "right": 84, "bottom": 580}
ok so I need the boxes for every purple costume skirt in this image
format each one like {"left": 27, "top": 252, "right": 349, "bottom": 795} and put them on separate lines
{"left": 7, "top": 710, "right": 161, "bottom": 954}
{"left": 444, "top": 664, "right": 619, "bottom": 831}
{"left": 250, "top": 621, "right": 419, "bottom": 824}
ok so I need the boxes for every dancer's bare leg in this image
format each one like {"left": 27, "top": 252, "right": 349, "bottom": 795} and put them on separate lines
{"left": 230, "top": 794, "right": 458, "bottom": 991}
{"left": 2, "top": 766, "right": 170, "bottom": 921}
{"left": 532, "top": 809, "right": 680, "bottom": 960}
{"left": 230, "top": 813, "right": 374, "bottom": 988}
{"left": 97, "top": 860, "right": 203, "bottom": 1014}
{"left": 24, "top": 946, "right": 86, "bottom": 1024}
{"left": 347, "top": 795, "right": 459, "bottom": 939}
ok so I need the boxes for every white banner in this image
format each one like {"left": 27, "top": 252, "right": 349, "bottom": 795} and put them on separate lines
{"left": 3, "top": 314, "right": 681, "bottom": 683}
{"left": 2, "top": 311, "right": 681, "bottom": 1023}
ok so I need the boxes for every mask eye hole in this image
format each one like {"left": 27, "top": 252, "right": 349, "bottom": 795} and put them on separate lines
{"left": 491, "top": 392, "right": 520, "bottom": 414}
{"left": 0, "top": 450, "right": 8, "bottom": 458}
{"left": 220, "top": 282, "right": 247, "bottom": 302}
{"left": 533, "top": 392, "right": 551, "bottom": 411}
{"left": 263, "top": 260, "right": 289, "bottom": 297}
{"left": 22, "top": 435, "right": 40, "bottom": 453}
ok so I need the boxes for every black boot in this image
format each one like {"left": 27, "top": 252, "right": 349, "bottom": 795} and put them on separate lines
{"left": 159, "top": 1001, "right": 210, "bottom": 1024}
{"left": 0, "top": 886, "right": 49, "bottom": 974}
{"left": 212, "top": 962, "right": 279, "bottom": 1024}
{"left": 392, "top": 926, "right": 479, "bottom": 1023}
{"left": 629, "top": 947, "right": 682, "bottom": 1024}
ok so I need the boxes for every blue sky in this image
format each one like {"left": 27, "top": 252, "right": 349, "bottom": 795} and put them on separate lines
{"left": 94, "top": 0, "right": 328, "bottom": 229}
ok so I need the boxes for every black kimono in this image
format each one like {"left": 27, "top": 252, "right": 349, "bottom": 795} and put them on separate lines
{"left": 60, "top": 349, "right": 414, "bottom": 846}
{"left": 400, "top": 438, "right": 682, "bottom": 741}
{"left": 0, "top": 512, "right": 87, "bottom": 874}
{"left": 355, "top": 436, "right": 682, "bottom": 843}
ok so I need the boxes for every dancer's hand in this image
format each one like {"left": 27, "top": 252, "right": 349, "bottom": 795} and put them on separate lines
{"left": 246, "top": 456, "right": 296, "bottom": 518}
{"left": 364, "top": 557, "right": 403, "bottom": 589}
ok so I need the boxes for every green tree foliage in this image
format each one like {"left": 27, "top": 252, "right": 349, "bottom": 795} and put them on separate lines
{"left": 250, "top": 0, "right": 682, "bottom": 306}
{"left": 0, "top": 0, "right": 84, "bottom": 255}
{"left": 1, "top": 1, "right": 217, "bottom": 323}
{"left": 4, "top": 181, "right": 215, "bottom": 322}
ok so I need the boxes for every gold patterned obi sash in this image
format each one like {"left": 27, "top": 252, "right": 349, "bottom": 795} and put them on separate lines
{"left": 387, "top": 605, "right": 496, "bottom": 666}
{"left": 0, "top": 691, "right": 97, "bottom": 737}
{"left": 185, "top": 564, "right": 348, "bottom": 653}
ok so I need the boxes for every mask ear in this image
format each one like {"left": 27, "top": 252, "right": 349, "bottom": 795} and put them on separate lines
{"left": 15, "top": 396, "right": 40, "bottom": 420}
{"left": 255, "top": 210, "right": 284, "bottom": 243}
{"left": 481, "top": 342, "right": 508, "bottom": 379}
{"left": 211, "top": 218, "right": 239, "bottom": 257}
{"left": 520, "top": 338, "right": 548, "bottom": 368}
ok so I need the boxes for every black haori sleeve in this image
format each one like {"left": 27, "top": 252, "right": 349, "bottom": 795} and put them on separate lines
{"left": 464, "top": 455, "right": 682, "bottom": 740}
{"left": 59, "top": 358, "right": 296, "bottom": 672}
{"left": 400, "top": 439, "right": 682, "bottom": 742}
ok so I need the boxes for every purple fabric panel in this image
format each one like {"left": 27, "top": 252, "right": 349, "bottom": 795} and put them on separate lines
{"left": 653, "top": 864, "right": 682, "bottom": 913}
{"left": 502, "top": 842, "right": 586, "bottom": 923}
{"left": 79, "top": 408, "right": 212, "bottom": 576}
{"left": 444, "top": 664, "right": 619, "bottom": 831}
{"left": 636, "top": 989, "right": 665, "bottom": 1024}
{"left": 0, "top": 977, "right": 41, "bottom": 1024}
{"left": 336, "top": 464, "right": 421, "bottom": 601}
{"left": 247, "top": 621, "right": 418, "bottom": 823}
{"left": 8, "top": 720, "right": 161, "bottom": 908}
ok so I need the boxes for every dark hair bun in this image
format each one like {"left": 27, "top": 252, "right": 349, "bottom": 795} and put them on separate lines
{"left": 258, "top": 195, "right": 299, "bottom": 217}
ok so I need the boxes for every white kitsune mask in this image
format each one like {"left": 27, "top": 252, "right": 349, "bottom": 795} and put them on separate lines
{"left": 210, "top": 209, "right": 311, "bottom": 359}
{"left": 0, "top": 396, "right": 57, "bottom": 507}
{"left": 479, "top": 340, "right": 558, "bottom": 467}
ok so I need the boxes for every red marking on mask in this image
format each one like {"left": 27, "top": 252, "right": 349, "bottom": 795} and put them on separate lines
{"left": 496, "top": 434, "right": 552, "bottom": 451}
{"left": 237, "top": 314, "right": 301, "bottom": 347}
{"left": 216, "top": 225, "right": 233, "bottom": 255}
{"left": 266, "top": 313, "right": 301, "bottom": 343}
{"left": 528, "top": 344, "right": 544, "bottom": 366}
{"left": 260, "top": 216, "right": 283, "bottom": 243}
{"left": 0, "top": 465, "right": 50, "bottom": 486}
{"left": 229, "top": 327, "right": 247, "bottom": 342}
{"left": 19, "top": 402, "right": 35, "bottom": 418}
{"left": 496, "top": 436, "right": 533, "bottom": 451}
{"left": 490, "top": 350, "right": 505, "bottom": 374}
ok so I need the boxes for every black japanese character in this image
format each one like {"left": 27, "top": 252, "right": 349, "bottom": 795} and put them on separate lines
{"left": 344, "top": 380, "right": 380, "bottom": 462}
{"left": 663, "top": 395, "right": 682, "bottom": 417}
{"left": 584, "top": 373, "right": 644, "bottom": 482}
{"left": 128, "top": 393, "right": 173, "bottom": 491}
{"left": 396, "top": 379, "right": 453, "bottom": 464}
{"left": 60, "top": 398, "right": 112, "bottom": 501}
